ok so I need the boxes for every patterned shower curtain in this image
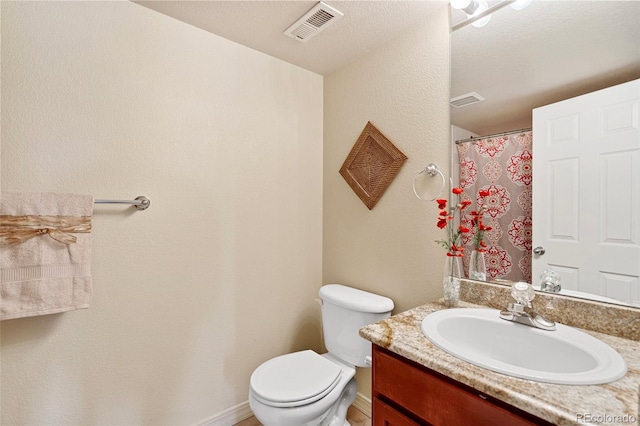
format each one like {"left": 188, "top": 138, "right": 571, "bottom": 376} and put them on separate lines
{"left": 456, "top": 131, "right": 533, "bottom": 283}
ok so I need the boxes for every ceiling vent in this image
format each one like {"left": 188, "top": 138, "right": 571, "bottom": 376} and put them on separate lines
{"left": 283, "top": 1, "right": 343, "bottom": 43}
{"left": 450, "top": 92, "right": 485, "bottom": 108}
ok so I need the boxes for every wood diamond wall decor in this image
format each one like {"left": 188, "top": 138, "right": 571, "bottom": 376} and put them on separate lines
{"left": 339, "top": 122, "right": 408, "bottom": 210}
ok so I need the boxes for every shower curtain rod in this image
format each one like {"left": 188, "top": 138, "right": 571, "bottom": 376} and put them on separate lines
{"left": 455, "top": 128, "right": 532, "bottom": 145}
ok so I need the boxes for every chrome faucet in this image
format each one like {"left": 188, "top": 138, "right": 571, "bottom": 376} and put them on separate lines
{"left": 499, "top": 282, "right": 556, "bottom": 331}
{"left": 539, "top": 269, "right": 562, "bottom": 294}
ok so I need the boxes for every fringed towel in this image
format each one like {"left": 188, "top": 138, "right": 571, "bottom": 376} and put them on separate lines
{"left": 0, "top": 192, "right": 93, "bottom": 320}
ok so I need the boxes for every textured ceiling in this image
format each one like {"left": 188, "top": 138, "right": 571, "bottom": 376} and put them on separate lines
{"left": 451, "top": 1, "right": 640, "bottom": 136}
{"left": 133, "top": 1, "right": 640, "bottom": 137}
{"left": 133, "top": 1, "right": 443, "bottom": 76}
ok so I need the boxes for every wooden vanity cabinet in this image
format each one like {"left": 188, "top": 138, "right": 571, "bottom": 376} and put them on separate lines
{"left": 372, "top": 345, "right": 553, "bottom": 426}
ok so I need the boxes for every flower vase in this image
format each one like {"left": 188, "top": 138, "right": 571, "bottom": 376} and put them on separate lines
{"left": 468, "top": 250, "right": 487, "bottom": 281}
{"left": 443, "top": 255, "right": 462, "bottom": 307}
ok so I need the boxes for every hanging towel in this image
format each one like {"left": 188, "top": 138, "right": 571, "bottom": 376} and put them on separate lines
{"left": 0, "top": 192, "right": 94, "bottom": 320}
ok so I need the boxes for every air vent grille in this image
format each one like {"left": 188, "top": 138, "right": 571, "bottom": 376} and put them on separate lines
{"left": 450, "top": 92, "right": 485, "bottom": 108}
{"left": 283, "top": 2, "right": 343, "bottom": 43}
{"left": 307, "top": 9, "right": 334, "bottom": 27}
{"left": 291, "top": 25, "right": 316, "bottom": 40}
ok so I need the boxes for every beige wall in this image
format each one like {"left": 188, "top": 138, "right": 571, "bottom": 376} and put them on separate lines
{"left": 1, "top": 0, "right": 452, "bottom": 422}
{"left": 323, "top": 3, "right": 451, "bottom": 399}
{"left": 1, "top": 2, "right": 322, "bottom": 425}
{"left": 0, "top": 2, "right": 3, "bottom": 424}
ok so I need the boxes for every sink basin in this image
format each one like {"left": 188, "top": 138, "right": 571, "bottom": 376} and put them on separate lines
{"left": 421, "top": 308, "right": 627, "bottom": 385}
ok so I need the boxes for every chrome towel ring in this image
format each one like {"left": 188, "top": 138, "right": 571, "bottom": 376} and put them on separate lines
{"left": 412, "top": 163, "right": 445, "bottom": 201}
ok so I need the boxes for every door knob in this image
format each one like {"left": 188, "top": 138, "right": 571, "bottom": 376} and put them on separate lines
{"left": 533, "top": 246, "right": 545, "bottom": 255}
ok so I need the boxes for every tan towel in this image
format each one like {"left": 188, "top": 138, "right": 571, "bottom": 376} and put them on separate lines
{"left": 0, "top": 192, "right": 93, "bottom": 320}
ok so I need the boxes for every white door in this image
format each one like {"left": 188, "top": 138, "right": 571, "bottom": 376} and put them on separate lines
{"left": 532, "top": 79, "right": 640, "bottom": 306}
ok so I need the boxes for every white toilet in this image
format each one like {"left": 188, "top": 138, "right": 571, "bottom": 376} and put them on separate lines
{"left": 248, "top": 284, "right": 394, "bottom": 426}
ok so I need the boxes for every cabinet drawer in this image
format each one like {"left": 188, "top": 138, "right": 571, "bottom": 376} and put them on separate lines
{"left": 373, "top": 345, "right": 548, "bottom": 426}
{"left": 373, "top": 397, "right": 421, "bottom": 426}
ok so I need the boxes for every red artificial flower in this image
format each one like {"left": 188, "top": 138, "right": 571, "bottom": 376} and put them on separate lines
{"left": 460, "top": 200, "right": 472, "bottom": 209}
{"left": 469, "top": 189, "right": 492, "bottom": 250}
{"left": 435, "top": 188, "right": 470, "bottom": 256}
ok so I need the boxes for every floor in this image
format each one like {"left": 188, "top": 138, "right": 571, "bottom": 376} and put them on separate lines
{"left": 234, "top": 405, "right": 371, "bottom": 426}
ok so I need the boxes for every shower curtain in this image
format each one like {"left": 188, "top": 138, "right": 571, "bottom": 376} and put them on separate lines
{"left": 456, "top": 131, "right": 532, "bottom": 283}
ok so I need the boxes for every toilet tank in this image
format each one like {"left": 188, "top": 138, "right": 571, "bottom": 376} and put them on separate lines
{"left": 318, "top": 284, "right": 394, "bottom": 367}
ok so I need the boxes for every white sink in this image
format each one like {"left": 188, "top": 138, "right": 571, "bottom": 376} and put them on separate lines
{"left": 421, "top": 308, "right": 627, "bottom": 385}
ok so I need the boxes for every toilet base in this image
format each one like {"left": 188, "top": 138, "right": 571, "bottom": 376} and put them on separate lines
{"left": 325, "top": 377, "right": 357, "bottom": 426}
{"left": 249, "top": 376, "right": 357, "bottom": 426}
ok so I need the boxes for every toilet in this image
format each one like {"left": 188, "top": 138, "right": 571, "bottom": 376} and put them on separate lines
{"left": 248, "top": 284, "right": 394, "bottom": 426}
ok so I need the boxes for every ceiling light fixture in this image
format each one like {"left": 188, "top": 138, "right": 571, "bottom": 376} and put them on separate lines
{"left": 450, "top": 0, "right": 472, "bottom": 9}
{"left": 510, "top": 0, "right": 533, "bottom": 10}
{"left": 450, "top": 0, "right": 491, "bottom": 27}
{"left": 470, "top": 0, "right": 491, "bottom": 27}
{"left": 451, "top": 0, "right": 531, "bottom": 30}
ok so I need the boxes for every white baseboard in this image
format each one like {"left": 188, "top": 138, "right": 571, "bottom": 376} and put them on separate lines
{"left": 352, "top": 392, "right": 372, "bottom": 418}
{"left": 197, "top": 392, "right": 372, "bottom": 426}
{"left": 196, "top": 400, "right": 253, "bottom": 426}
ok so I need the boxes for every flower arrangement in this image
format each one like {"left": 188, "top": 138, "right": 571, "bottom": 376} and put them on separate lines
{"left": 435, "top": 187, "right": 471, "bottom": 257}
{"left": 470, "top": 189, "right": 492, "bottom": 251}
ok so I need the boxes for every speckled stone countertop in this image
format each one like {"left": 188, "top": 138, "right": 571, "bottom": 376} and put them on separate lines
{"left": 360, "top": 301, "right": 640, "bottom": 426}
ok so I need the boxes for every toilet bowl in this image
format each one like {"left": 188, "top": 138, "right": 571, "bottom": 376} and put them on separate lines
{"left": 249, "top": 352, "right": 357, "bottom": 426}
{"left": 248, "top": 284, "right": 394, "bottom": 426}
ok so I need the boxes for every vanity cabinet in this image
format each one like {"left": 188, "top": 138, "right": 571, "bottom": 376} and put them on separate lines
{"left": 372, "top": 345, "right": 553, "bottom": 426}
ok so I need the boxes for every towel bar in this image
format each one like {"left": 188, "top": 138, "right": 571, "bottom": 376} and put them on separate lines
{"left": 94, "top": 196, "right": 150, "bottom": 211}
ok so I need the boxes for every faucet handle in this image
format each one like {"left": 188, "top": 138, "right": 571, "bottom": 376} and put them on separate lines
{"left": 540, "top": 269, "right": 560, "bottom": 282}
{"left": 511, "top": 281, "right": 535, "bottom": 307}
{"left": 540, "top": 269, "right": 562, "bottom": 293}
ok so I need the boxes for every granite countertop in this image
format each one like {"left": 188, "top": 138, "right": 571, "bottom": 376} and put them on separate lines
{"left": 360, "top": 301, "right": 640, "bottom": 426}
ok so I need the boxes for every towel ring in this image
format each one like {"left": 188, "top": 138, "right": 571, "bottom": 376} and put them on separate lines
{"left": 413, "top": 163, "right": 445, "bottom": 201}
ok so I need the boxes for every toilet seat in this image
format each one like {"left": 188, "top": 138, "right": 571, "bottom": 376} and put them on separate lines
{"left": 250, "top": 350, "right": 343, "bottom": 408}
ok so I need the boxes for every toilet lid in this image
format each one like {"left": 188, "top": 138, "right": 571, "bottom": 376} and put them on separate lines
{"left": 250, "top": 350, "right": 342, "bottom": 407}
